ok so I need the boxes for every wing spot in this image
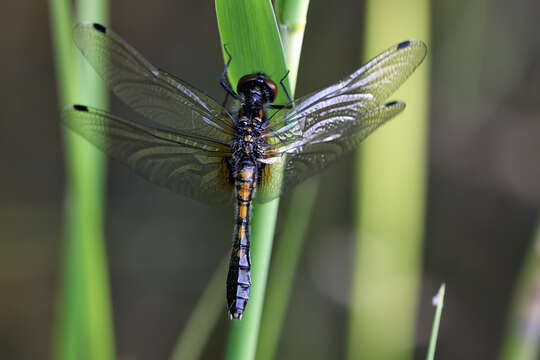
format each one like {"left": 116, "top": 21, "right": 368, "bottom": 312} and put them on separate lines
{"left": 385, "top": 101, "right": 398, "bottom": 107}
{"left": 397, "top": 40, "right": 411, "bottom": 50}
{"left": 93, "top": 23, "right": 107, "bottom": 34}
{"left": 73, "top": 104, "right": 89, "bottom": 112}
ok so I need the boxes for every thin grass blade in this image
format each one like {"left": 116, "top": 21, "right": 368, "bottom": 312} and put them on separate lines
{"left": 169, "top": 258, "right": 228, "bottom": 360}
{"left": 426, "top": 284, "right": 445, "bottom": 360}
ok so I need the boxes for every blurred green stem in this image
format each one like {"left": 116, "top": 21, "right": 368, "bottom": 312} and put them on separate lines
{"left": 500, "top": 222, "right": 540, "bottom": 360}
{"left": 169, "top": 257, "right": 228, "bottom": 360}
{"left": 348, "top": 0, "right": 430, "bottom": 359}
{"left": 49, "top": 0, "right": 114, "bottom": 359}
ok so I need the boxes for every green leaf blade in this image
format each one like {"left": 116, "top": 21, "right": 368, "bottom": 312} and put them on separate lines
{"left": 216, "top": 0, "right": 290, "bottom": 104}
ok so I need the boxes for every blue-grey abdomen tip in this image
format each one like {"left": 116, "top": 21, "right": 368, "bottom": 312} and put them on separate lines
{"left": 229, "top": 312, "right": 243, "bottom": 320}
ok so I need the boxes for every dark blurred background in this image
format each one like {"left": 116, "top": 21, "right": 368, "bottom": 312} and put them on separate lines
{"left": 2, "top": 0, "right": 540, "bottom": 359}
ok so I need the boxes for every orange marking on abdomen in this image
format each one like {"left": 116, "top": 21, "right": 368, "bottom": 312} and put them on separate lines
{"left": 238, "top": 188, "right": 251, "bottom": 200}
{"left": 239, "top": 204, "right": 248, "bottom": 219}
{"left": 240, "top": 181, "right": 252, "bottom": 189}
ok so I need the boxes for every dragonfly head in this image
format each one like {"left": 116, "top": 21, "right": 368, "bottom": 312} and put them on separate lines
{"left": 237, "top": 73, "right": 278, "bottom": 104}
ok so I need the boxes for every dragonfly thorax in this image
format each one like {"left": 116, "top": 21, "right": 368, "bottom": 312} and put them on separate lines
{"left": 232, "top": 119, "right": 264, "bottom": 158}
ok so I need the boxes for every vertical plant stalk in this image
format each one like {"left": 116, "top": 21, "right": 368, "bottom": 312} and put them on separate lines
{"left": 169, "top": 258, "right": 228, "bottom": 360}
{"left": 348, "top": 1, "right": 430, "bottom": 359}
{"left": 500, "top": 223, "right": 540, "bottom": 360}
{"left": 426, "top": 284, "right": 445, "bottom": 360}
{"left": 49, "top": 0, "right": 114, "bottom": 359}
{"left": 273, "top": 0, "right": 310, "bottom": 94}
{"left": 215, "top": 1, "right": 290, "bottom": 359}
{"left": 256, "top": 1, "right": 312, "bottom": 359}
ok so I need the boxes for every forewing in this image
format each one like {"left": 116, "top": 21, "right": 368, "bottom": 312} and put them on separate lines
{"left": 256, "top": 101, "right": 405, "bottom": 203}
{"left": 267, "top": 39, "right": 426, "bottom": 135}
{"left": 74, "top": 23, "right": 235, "bottom": 143}
{"left": 63, "top": 105, "right": 234, "bottom": 204}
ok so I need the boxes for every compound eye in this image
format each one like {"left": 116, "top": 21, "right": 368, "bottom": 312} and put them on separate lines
{"left": 237, "top": 74, "right": 258, "bottom": 92}
{"left": 237, "top": 73, "right": 278, "bottom": 103}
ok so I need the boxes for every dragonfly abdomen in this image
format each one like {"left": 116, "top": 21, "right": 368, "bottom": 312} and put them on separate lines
{"left": 227, "top": 162, "right": 257, "bottom": 320}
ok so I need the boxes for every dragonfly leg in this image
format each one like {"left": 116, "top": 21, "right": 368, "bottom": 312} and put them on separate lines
{"left": 268, "top": 70, "right": 293, "bottom": 110}
{"left": 220, "top": 45, "right": 240, "bottom": 99}
{"left": 279, "top": 70, "right": 293, "bottom": 103}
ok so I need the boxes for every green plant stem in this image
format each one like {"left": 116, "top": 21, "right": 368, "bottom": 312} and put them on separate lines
{"left": 255, "top": 2, "right": 311, "bottom": 359}
{"left": 348, "top": 1, "right": 430, "bottom": 359}
{"left": 500, "top": 222, "right": 540, "bottom": 360}
{"left": 49, "top": 0, "right": 114, "bottom": 359}
{"left": 215, "top": 1, "right": 290, "bottom": 359}
{"left": 426, "top": 284, "right": 445, "bottom": 360}
{"left": 273, "top": 0, "right": 310, "bottom": 93}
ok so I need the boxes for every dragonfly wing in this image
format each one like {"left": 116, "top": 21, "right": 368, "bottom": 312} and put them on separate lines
{"left": 63, "top": 105, "right": 234, "bottom": 205}
{"left": 256, "top": 101, "right": 406, "bottom": 203}
{"left": 255, "top": 40, "right": 426, "bottom": 203}
{"left": 267, "top": 39, "right": 426, "bottom": 134}
{"left": 74, "top": 23, "right": 235, "bottom": 143}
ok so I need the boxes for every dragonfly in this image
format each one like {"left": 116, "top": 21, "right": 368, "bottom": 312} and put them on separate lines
{"left": 63, "top": 22, "right": 427, "bottom": 320}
